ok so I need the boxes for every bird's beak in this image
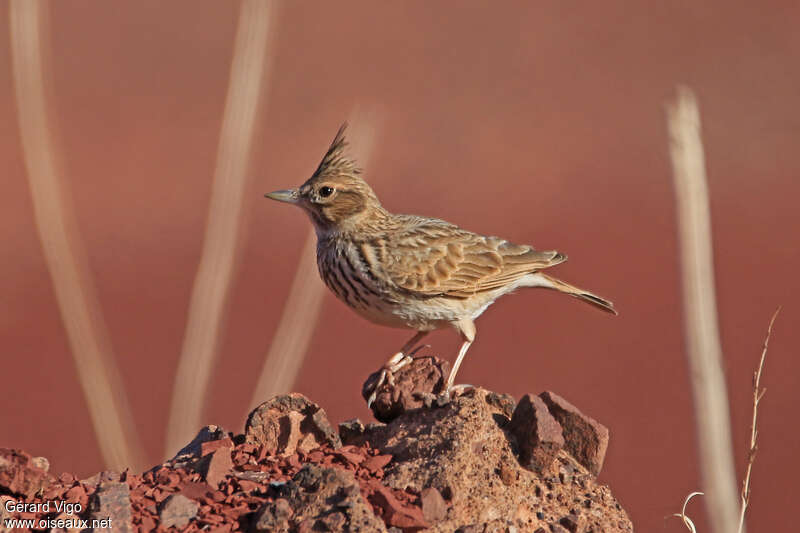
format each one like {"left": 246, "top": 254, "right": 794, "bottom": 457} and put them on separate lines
{"left": 264, "top": 189, "right": 299, "bottom": 204}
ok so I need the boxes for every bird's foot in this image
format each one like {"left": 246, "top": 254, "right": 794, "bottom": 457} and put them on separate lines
{"left": 437, "top": 383, "right": 475, "bottom": 404}
{"left": 366, "top": 352, "right": 413, "bottom": 408}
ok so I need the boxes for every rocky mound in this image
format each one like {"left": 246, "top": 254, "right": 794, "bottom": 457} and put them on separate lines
{"left": 1, "top": 358, "right": 633, "bottom": 533}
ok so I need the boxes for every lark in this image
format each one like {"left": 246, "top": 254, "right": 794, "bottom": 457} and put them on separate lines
{"left": 266, "top": 125, "right": 616, "bottom": 402}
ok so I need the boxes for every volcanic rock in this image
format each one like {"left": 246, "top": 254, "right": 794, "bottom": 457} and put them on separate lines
{"left": 507, "top": 394, "right": 565, "bottom": 472}
{"left": 539, "top": 391, "right": 610, "bottom": 476}
{"left": 363, "top": 356, "right": 450, "bottom": 423}
{"left": 246, "top": 393, "right": 342, "bottom": 454}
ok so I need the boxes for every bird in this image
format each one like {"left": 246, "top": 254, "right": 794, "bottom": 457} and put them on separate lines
{"left": 265, "top": 125, "right": 616, "bottom": 403}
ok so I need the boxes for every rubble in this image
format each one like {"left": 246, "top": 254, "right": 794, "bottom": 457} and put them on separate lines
{"left": 1, "top": 388, "right": 631, "bottom": 532}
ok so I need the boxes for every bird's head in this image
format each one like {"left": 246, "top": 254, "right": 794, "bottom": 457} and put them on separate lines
{"left": 265, "top": 124, "right": 384, "bottom": 234}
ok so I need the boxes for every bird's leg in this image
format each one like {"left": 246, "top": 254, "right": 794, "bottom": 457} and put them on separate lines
{"left": 442, "top": 318, "right": 476, "bottom": 400}
{"left": 367, "top": 330, "right": 429, "bottom": 407}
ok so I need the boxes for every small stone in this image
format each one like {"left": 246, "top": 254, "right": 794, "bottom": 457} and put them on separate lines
{"left": 30, "top": 456, "right": 49, "bottom": 472}
{"left": 194, "top": 447, "right": 233, "bottom": 487}
{"left": 420, "top": 487, "right": 447, "bottom": 522}
{"left": 370, "top": 485, "right": 428, "bottom": 529}
{"left": 319, "top": 511, "right": 346, "bottom": 530}
{"left": 507, "top": 394, "right": 565, "bottom": 472}
{"left": 361, "top": 454, "right": 393, "bottom": 474}
{"left": 89, "top": 481, "right": 133, "bottom": 533}
{"left": 485, "top": 392, "right": 516, "bottom": 419}
{"left": 550, "top": 525, "right": 570, "bottom": 533}
{"left": 200, "top": 437, "right": 234, "bottom": 457}
{"left": 499, "top": 462, "right": 516, "bottom": 486}
{"left": 159, "top": 494, "right": 199, "bottom": 529}
{"left": 245, "top": 394, "right": 341, "bottom": 455}
{"left": 455, "top": 525, "right": 483, "bottom": 533}
{"left": 171, "top": 425, "right": 231, "bottom": 462}
{"left": 363, "top": 356, "right": 450, "bottom": 423}
{"left": 338, "top": 419, "right": 366, "bottom": 445}
{"left": 559, "top": 514, "right": 579, "bottom": 533}
{"left": 252, "top": 498, "right": 293, "bottom": 532}
{"left": 539, "top": 391, "right": 609, "bottom": 476}
{"left": 0, "top": 449, "right": 52, "bottom": 497}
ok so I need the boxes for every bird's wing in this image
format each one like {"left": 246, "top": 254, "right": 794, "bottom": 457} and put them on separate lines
{"left": 382, "top": 219, "right": 566, "bottom": 299}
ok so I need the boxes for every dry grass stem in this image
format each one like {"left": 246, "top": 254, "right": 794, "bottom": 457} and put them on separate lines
{"left": 737, "top": 307, "right": 780, "bottom": 533}
{"left": 673, "top": 491, "right": 704, "bottom": 533}
{"left": 165, "top": 0, "right": 277, "bottom": 457}
{"left": 9, "top": 0, "right": 143, "bottom": 471}
{"left": 666, "top": 86, "right": 740, "bottom": 533}
{"left": 249, "top": 109, "right": 381, "bottom": 408}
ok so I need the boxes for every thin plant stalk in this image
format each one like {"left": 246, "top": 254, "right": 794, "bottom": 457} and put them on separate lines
{"left": 165, "top": 0, "right": 276, "bottom": 457}
{"left": 738, "top": 307, "right": 780, "bottom": 532}
{"left": 666, "top": 86, "right": 741, "bottom": 533}
{"left": 9, "top": 0, "right": 143, "bottom": 471}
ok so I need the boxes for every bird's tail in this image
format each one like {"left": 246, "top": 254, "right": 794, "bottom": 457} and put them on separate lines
{"left": 533, "top": 273, "right": 617, "bottom": 315}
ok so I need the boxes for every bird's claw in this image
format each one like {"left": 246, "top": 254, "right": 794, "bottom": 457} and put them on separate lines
{"left": 366, "top": 353, "right": 414, "bottom": 409}
{"left": 438, "top": 383, "right": 475, "bottom": 404}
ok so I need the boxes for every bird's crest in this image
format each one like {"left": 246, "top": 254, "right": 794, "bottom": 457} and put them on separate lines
{"left": 312, "top": 123, "right": 362, "bottom": 180}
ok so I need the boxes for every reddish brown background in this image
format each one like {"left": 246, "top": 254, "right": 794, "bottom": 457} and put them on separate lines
{"left": 1, "top": 1, "right": 798, "bottom": 531}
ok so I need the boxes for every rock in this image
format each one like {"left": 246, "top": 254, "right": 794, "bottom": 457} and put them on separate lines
{"left": 363, "top": 356, "right": 451, "bottom": 423}
{"left": 194, "top": 447, "right": 233, "bottom": 488}
{"left": 538, "top": 392, "right": 609, "bottom": 476}
{"left": 0, "top": 449, "right": 53, "bottom": 498}
{"left": 558, "top": 514, "right": 580, "bottom": 533}
{"left": 245, "top": 394, "right": 341, "bottom": 454}
{"left": 89, "top": 481, "right": 133, "bottom": 533}
{"left": 200, "top": 437, "right": 234, "bottom": 457}
{"left": 369, "top": 485, "right": 428, "bottom": 530}
{"left": 80, "top": 471, "right": 121, "bottom": 488}
{"left": 252, "top": 498, "right": 292, "bottom": 532}
{"left": 362, "top": 454, "right": 393, "bottom": 474}
{"left": 420, "top": 487, "right": 447, "bottom": 522}
{"left": 485, "top": 393, "right": 516, "bottom": 421}
{"left": 275, "top": 465, "right": 388, "bottom": 532}
{"left": 507, "top": 394, "right": 565, "bottom": 472}
{"left": 339, "top": 419, "right": 366, "bottom": 445}
{"left": 171, "top": 425, "right": 232, "bottom": 463}
{"left": 158, "top": 494, "right": 199, "bottom": 529}
{"left": 29, "top": 456, "right": 49, "bottom": 472}
{"left": 362, "top": 388, "right": 632, "bottom": 532}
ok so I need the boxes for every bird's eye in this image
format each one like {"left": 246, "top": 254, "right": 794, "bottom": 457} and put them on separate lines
{"left": 319, "top": 186, "right": 334, "bottom": 198}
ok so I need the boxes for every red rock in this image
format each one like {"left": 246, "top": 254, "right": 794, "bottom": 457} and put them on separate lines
{"left": 362, "top": 454, "right": 393, "bottom": 473}
{"left": 65, "top": 484, "right": 88, "bottom": 508}
{"left": 178, "top": 481, "right": 213, "bottom": 501}
{"left": 195, "top": 448, "right": 233, "bottom": 488}
{"left": 245, "top": 394, "right": 341, "bottom": 456}
{"left": 508, "top": 394, "right": 565, "bottom": 472}
{"left": 362, "top": 356, "right": 451, "bottom": 423}
{"left": 420, "top": 487, "right": 447, "bottom": 522}
{"left": 370, "top": 485, "right": 428, "bottom": 530}
{"left": 200, "top": 438, "right": 234, "bottom": 457}
{"left": 539, "top": 391, "right": 609, "bottom": 476}
{"left": 332, "top": 449, "right": 366, "bottom": 465}
{"left": 0, "top": 449, "right": 53, "bottom": 497}
{"left": 171, "top": 426, "right": 232, "bottom": 462}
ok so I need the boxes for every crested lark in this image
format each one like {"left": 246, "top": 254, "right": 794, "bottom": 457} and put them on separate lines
{"left": 266, "top": 125, "right": 616, "bottom": 402}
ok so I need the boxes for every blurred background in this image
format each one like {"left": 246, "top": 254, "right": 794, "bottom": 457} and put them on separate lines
{"left": 1, "top": 1, "right": 798, "bottom": 531}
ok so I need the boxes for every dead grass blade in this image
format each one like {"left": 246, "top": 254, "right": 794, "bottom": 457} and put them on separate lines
{"left": 165, "top": 0, "right": 277, "bottom": 457}
{"left": 9, "top": 0, "right": 143, "bottom": 471}
{"left": 672, "top": 491, "right": 704, "bottom": 533}
{"left": 249, "top": 108, "right": 381, "bottom": 408}
{"left": 666, "top": 86, "right": 740, "bottom": 533}
{"left": 737, "top": 307, "right": 780, "bottom": 532}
